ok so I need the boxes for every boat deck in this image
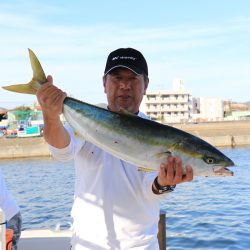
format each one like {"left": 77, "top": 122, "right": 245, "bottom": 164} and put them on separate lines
{"left": 19, "top": 229, "right": 72, "bottom": 250}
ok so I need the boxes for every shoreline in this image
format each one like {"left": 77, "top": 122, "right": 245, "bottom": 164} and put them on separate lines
{"left": 0, "top": 120, "right": 250, "bottom": 159}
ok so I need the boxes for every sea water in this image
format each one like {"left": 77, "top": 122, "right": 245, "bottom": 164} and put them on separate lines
{"left": 0, "top": 147, "right": 250, "bottom": 250}
{"left": 163, "top": 147, "right": 250, "bottom": 250}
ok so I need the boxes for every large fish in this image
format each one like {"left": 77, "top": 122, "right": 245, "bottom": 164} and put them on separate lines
{"left": 2, "top": 49, "right": 234, "bottom": 176}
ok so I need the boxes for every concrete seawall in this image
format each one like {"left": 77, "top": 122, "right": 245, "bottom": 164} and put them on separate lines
{"left": 172, "top": 120, "right": 250, "bottom": 147}
{"left": 0, "top": 137, "right": 51, "bottom": 159}
{"left": 0, "top": 120, "right": 250, "bottom": 159}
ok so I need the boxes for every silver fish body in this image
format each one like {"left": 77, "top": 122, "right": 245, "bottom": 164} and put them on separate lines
{"left": 63, "top": 97, "right": 234, "bottom": 176}
{"left": 2, "top": 49, "right": 235, "bottom": 176}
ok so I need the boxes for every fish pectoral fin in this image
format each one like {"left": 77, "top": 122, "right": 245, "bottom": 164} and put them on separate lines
{"left": 2, "top": 80, "right": 38, "bottom": 94}
{"left": 138, "top": 166, "right": 154, "bottom": 172}
{"left": 155, "top": 151, "right": 172, "bottom": 158}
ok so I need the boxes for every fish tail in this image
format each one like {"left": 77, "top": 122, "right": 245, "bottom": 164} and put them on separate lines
{"left": 2, "top": 48, "right": 47, "bottom": 95}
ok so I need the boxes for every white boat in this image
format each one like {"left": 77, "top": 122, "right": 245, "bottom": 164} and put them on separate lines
{"left": 1, "top": 209, "right": 72, "bottom": 250}
{"left": 17, "top": 125, "right": 41, "bottom": 138}
{"left": 19, "top": 229, "right": 72, "bottom": 250}
{"left": 1, "top": 210, "right": 166, "bottom": 250}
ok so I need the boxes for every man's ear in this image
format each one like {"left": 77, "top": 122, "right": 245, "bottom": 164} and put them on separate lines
{"left": 103, "top": 76, "right": 107, "bottom": 93}
{"left": 144, "top": 78, "right": 149, "bottom": 95}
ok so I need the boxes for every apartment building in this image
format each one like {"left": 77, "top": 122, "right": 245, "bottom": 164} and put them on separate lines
{"left": 143, "top": 89, "right": 192, "bottom": 123}
{"left": 192, "top": 97, "right": 224, "bottom": 122}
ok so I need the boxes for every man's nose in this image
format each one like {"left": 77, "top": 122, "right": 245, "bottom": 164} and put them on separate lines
{"left": 120, "top": 79, "right": 132, "bottom": 89}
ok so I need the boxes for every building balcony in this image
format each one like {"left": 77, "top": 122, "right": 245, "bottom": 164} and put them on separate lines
{"left": 145, "top": 107, "right": 189, "bottom": 112}
{"left": 145, "top": 99, "right": 189, "bottom": 104}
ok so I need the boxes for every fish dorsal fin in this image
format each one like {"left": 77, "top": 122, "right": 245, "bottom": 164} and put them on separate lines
{"left": 118, "top": 108, "right": 136, "bottom": 117}
{"left": 96, "top": 103, "right": 108, "bottom": 109}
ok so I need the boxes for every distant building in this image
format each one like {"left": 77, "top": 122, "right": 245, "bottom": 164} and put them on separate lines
{"left": 192, "top": 97, "right": 224, "bottom": 122}
{"left": 7, "top": 110, "right": 43, "bottom": 125}
{"left": 5, "top": 109, "right": 44, "bottom": 137}
{"left": 143, "top": 79, "right": 192, "bottom": 123}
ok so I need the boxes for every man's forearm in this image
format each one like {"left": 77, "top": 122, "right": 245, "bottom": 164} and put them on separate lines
{"left": 43, "top": 115, "right": 70, "bottom": 149}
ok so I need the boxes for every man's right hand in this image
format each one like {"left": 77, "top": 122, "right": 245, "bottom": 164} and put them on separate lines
{"left": 36, "top": 75, "right": 67, "bottom": 121}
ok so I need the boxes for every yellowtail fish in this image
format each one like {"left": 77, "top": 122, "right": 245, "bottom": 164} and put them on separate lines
{"left": 2, "top": 49, "right": 234, "bottom": 176}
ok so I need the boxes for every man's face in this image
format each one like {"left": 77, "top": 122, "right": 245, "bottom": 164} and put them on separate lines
{"left": 103, "top": 68, "right": 148, "bottom": 113}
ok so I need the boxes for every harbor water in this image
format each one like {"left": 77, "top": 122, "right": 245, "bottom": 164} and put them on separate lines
{"left": 0, "top": 147, "right": 250, "bottom": 250}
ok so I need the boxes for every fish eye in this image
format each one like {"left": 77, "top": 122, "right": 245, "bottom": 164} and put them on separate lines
{"left": 203, "top": 157, "right": 215, "bottom": 164}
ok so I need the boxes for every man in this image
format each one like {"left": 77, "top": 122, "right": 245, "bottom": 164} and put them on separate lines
{"left": 36, "top": 48, "right": 193, "bottom": 249}
{"left": 0, "top": 170, "right": 22, "bottom": 250}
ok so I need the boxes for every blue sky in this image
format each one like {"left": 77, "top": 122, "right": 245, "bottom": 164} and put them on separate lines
{"left": 1, "top": 0, "right": 250, "bottom": 108}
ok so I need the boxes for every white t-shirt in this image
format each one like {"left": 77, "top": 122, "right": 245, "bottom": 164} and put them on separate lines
{"left": 0, "top": 171, "right": 20, "bottom": 221}
{"left": 49, "top": 111, "right": 164, "bottom": 250}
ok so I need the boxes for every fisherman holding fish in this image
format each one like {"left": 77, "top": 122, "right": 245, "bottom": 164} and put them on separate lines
{"left": 36, "top": 48, "right": 193, "bottom": 249}
{"left": 3, "top": 47, "right": 234, "bottom": 249}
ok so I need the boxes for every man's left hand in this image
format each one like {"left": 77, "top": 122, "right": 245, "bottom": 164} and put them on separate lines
{"left": 157, "top": 156, "right": 193, "bottom": 187}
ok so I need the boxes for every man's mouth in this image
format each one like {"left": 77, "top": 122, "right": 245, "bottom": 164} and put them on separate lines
{"left": 118, "top": 95, "right": 131, "bottom": 100}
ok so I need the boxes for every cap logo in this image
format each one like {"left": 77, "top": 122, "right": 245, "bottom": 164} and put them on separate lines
{"left": 112, "top": 56, "right": 137, "bottom": 61}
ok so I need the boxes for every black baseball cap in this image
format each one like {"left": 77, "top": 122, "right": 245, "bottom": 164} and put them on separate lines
{"left": 104, "top": 48, "right": 148, "bottom": 76}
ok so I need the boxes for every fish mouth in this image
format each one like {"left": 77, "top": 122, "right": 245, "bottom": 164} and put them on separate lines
{"left": 213, "top": 166, "right": 234, "bottom": 176}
